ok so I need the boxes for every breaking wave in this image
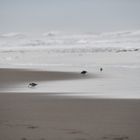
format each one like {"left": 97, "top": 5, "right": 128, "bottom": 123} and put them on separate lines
{"left": 0, "top": 32, "right": 27, "bottom": 38}
{"left": 0, "top": 30, "right": 140, "bottom": 53}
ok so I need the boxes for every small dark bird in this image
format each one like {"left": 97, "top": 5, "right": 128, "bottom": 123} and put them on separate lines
{"left": 100, "top": 68, "right": 103, "bottom": 72}
{"left": 81, "top": 70, "right": 87, "bottom": 75}
{"left": 28, "top": 83, "right": 38, "bottom": 88}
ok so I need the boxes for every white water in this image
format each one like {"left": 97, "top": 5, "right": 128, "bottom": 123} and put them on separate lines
{"left": 0, "top": 30, "right": 140, "bottom": 53}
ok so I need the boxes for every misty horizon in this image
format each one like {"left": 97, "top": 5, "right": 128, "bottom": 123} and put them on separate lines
{"left": 0, "top": 0, "right": 140, "bottom": 33}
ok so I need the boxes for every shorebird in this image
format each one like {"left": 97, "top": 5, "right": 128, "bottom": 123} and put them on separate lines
{"left": 100, "top": 68, "right": 103, "bottom": 72}
{"left": 28, "top": 83, "right": 38, "bottom": 88}
{"left": 81, "top": 70, "right": 87, "bottom": 75}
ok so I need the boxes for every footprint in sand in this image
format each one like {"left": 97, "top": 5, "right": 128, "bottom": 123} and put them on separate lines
{"left": 62, "top": 128, "right": 86, "bottom": 135}
{"left": 27, "top": 125, "right": 39, "bottom": 129}
{"left": 21, "top": 138, "right": 46, "bottom": 140}
{"left": 101, "top": 135, "right": 129, "bottom": 140}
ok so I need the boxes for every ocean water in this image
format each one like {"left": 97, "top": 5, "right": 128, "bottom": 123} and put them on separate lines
{"left": 0, "top": 30, "right": 140, "bottom": 53}
{"left": 0, "top": 30, "right": 140, "bottom": 67}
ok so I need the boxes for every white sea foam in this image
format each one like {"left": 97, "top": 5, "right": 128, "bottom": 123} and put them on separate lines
{"left": 0, "top": 32, "right": 26, "bottom": 38}
{"left": 0, "top": 30, "right": 140, "bottom": 53}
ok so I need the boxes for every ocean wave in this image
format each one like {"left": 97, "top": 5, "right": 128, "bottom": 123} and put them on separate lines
{"left": 0, "top": 30, "right": 140, "bottom": 53}
{"left": 42, "top": 31, "right": 63, "bottom": 37}
{"left": 0, "top": 32, "right": 27, "bottom": 38}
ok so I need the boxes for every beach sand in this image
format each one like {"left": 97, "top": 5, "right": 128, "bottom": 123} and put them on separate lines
{"left": 0, "top": 93, "right": 140, "bottom": 140}
{"left": 0, "top": 50, "right": 140, "bottom": 140}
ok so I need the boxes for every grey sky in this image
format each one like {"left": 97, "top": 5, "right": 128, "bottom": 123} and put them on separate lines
{"left": 0, "top": 0, "right": 140, "bottom": 33}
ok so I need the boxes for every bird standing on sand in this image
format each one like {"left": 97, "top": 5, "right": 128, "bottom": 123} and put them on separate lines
{"left": 28, "top": 83, "right": 38, "bottom": 88}
{"left": 81, "top": 70, "right": 87, "bottom": 75}
{"left": 100, "top": 68, "right": 103, "bottom": 72}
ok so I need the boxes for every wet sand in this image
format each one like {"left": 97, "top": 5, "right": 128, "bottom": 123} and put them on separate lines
{"left": 0, "top": 93, "right": 140, "bottom": 140}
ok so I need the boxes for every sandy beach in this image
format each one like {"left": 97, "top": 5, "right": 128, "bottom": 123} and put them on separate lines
{"left": 0, "top": 31, "right": 140, "bottom": 139}
{"left": 1, "top": 0, "right": 140, "bottom": 139}
{"left": 0, "top": 93, "right": 140, "bottom": 140}
{"left": 0, "top": 51, "right": 140, "bottom": 140}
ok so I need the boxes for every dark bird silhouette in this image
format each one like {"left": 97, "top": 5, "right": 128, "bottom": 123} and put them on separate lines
{"left": 100, "top": 68, "right": 103, "bottom": 72}
{"left": 28, "top": 83, "right": 38, "bottom": 88}
{"left": 81, "top": 70, "right": 87, "bottom": 75}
